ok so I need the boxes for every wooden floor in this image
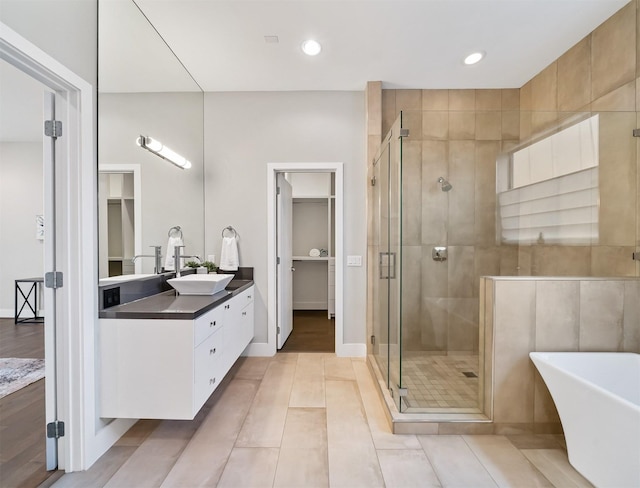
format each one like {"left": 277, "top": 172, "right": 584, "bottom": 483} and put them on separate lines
{"left": 0, "top": 318, "right": 57, "bottom": 488}
{"left": 279, "top": 310, "right": 335, "bottom": 353}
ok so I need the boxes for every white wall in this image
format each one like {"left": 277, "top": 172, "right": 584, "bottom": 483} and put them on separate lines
{"left": 204, "top": 91, "right": 367, "bottom": 346}
{"left": 0, "top": 142, "right": 44, "bottom": 316}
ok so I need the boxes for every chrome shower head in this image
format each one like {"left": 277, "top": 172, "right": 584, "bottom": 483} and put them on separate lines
{"left": 437, "top": 177, "right": 453, "bottom": 192}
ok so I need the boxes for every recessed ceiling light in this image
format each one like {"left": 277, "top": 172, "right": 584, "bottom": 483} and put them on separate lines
{"left": 301, "top": 39, "right": 322, "bottom": 56}
{"left": 464, "top": 51, "right": 485, "bottom": 65}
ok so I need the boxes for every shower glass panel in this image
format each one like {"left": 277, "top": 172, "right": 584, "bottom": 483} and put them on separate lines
{"left": 373, "top": 113, "right": 403, "bottom": 410}
{"left": 373, "top": 110, "right": 484, "bottom": 414}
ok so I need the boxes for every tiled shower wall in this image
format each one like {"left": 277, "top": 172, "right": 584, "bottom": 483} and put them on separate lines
{"left": 374, "top": 0, "right": 640, "bottom": 354}
{"left": 481, "top": 277, "right": 640, "bottom": 431}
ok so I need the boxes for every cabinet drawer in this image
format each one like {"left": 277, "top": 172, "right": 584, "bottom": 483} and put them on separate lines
{"left": 194, "top": 328, "right": 224, "bottom": 409}
{"left": 194, "top": 305, "right": 224, "bottom": 346}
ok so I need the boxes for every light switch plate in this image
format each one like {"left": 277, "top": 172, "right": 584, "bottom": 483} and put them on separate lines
{"left": 347, "top": 255, "right": 362, "bottom": 267}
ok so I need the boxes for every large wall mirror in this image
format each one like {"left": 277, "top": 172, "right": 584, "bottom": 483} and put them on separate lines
{"left": 98, "top": 0, "right": 204, "bottom": 279}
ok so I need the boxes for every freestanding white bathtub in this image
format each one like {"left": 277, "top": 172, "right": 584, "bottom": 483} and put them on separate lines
{"left": 530, "top": 352, "right": 640, "bottom": 488}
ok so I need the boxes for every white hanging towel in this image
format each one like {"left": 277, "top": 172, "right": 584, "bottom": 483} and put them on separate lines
{"left": 164, "top": 236, "right": 184, "bottom": 271}
{"left": 219, "top": 236, "right": 239, "bottom": 271}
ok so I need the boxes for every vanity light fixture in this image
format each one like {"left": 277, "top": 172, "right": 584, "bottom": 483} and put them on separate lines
{"left": 301, "top": 39, "right": 322, "bottom": 56}
{"left": 136, "top": 135, "right": 192, "bottom": 169}
{"left": 463, "top": 51, "right": 485, "bottom": 65}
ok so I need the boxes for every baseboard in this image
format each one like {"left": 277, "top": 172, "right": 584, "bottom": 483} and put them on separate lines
{"left": 0, "top": 308, "right": 45, "bottom": 319}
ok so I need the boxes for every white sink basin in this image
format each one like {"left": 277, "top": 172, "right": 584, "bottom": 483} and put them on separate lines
{"left": 167, "top": 274, "right": 234, "bottom": 295}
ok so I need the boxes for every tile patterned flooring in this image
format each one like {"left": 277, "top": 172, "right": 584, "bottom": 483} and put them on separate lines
{"left": 48, "top": 353, "right": 592, "bottom": 488}
{"left": 402, "top": 354, "right": 479, "bottom": 411}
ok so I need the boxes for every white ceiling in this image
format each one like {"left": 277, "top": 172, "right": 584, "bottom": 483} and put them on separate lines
{"left": 1, "top": 0, "right": 631, "bottom": 141}
{"left": 124, "top": 0, "right": 630, "bottom": 92}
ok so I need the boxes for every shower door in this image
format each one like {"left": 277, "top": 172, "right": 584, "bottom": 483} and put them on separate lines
{"left": 373, "top": 113, "right": 404, "bottom": 410}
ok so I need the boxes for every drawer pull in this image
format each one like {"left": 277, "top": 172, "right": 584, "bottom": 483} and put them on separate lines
{"left": 209, "top": 377, "right": 216, "bottom": 385}
{"left": 225, "top": 304, "right": 230, "bottom": 310}
{"left": 210, "top": 320, "right": 216, "bottom": 327}
{"left": 210, "top": 348, "right": 216, "bottom": 355}
{"left": 242, "top": 311, "right": 247, "bottom": 316}
{"left": 248, "top": 295, "right": 252, "bottom": 299}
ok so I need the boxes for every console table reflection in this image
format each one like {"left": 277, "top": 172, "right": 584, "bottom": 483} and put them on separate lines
{"left": 15, "top": 278, "right": 44, "bottom": 324}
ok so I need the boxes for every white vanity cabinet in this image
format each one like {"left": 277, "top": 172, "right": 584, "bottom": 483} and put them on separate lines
{"left": 100, "top": 285, "right": 254, "bottom": 420}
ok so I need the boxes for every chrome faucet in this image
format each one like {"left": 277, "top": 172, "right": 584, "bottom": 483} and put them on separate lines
{"left": 132, "top": 245, "right": 163, "bottom": 274}
{"left": 173, "top": 245, "right": 201, "bottom": 278}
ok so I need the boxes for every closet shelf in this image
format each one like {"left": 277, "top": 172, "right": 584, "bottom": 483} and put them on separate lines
{"left": 292, "top": 256, "right": 330, "bottom": 261}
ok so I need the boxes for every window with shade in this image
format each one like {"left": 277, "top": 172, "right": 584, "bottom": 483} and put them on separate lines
{"left": 496, "top": 114, "right": 599, "bottom": 245}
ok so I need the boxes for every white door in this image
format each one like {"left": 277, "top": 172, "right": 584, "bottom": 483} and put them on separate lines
{"left": 43, "top": 91, "right": 60, "bottom": 469}
{"left": 276, "top": 173, "right": 293, "bottom": 349}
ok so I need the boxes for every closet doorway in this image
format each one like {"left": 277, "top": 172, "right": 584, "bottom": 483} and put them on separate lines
{"left": 266, "top": 163, "right": 344, "bottom": 357}
{"left": 280, "top": 172, "right": 335, "bottom": 352}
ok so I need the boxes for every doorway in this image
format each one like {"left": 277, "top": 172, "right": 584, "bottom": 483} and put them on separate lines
{"left": 278, "top": 172, "right": 336, "bottom": 353}
{"left": 266, "top": 163, "right": 345, "bottom": 357}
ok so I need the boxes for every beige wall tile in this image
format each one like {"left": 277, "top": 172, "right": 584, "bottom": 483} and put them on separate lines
{"left": 422, "top": 89, "right": 448, "bottom": 111}
{"left": 422, "top": 111, "right": 449, "bottom": 140}
{"left": 449, "top": 111, "right": 476, "bottom": 140}
{"left": 557, "top": 36, "right": 591, "bottom": 112}
{"left": 402, "top": 246, "right": 423, "bottom": 351}
{"left": 637, "top": 77, "right": 640, "bottom": 111}
{"left": 447, "top": 298, "right": 479, "bottom": 351}
{"left": 381, "top": 89, "right": 396, "bottom": 136}
{"left": 448, "top": 141, "right": 476, "bottom": 244}
{"left": 476, "top": 90, "right": 502, "bottom": 111}
{"left": 476, "top": 112, "right": 502, "bottom": 141}
{"left": 502, "top": 89, "right": 520, "bottom": 111}
{"left": 448, "top": 246, "right": 475, "bottom": 297}
{"left": 421, "top": 141, "right": 449, "bottom": 244}
{"left": 592, "top": 1, "right": 637, "bottom": 101}
{"left": 535, "top": 280, "right": 580, "bottom": 351}
{"left": 623, "top": 280, "right": 640, "bottom": 352}
{"left": 533, "top": 373, "right": 561, "bottom": 424}
{"left": 377, "top": 449, "right": 440, "bottom": 487}
{"left": 531, "top": 62, "right": 558, "bottom": 111}
{"left": 421, "top": 297, "right": 449, "bottom": 350}
{"left": 637, "top": 0, "right": 640, "bottom": 79}
{"left": 402, "top": 140, "right": 422, "bottom": 245}
{"left": 591, "top": 246, "right": 638, "bottom": 276}
{"left": 475, "top": 142, "right": 499, "bottom": 247}
{"left": 498, "top": 246, "right": 519, "bottom": 275}
{"left": 493, "top": 280, "right": 535, "bottom": 423}
{"left": 475, "top": 247, "right": 500, "bottom": 292}
{"left": 598, "top": 112, "right": 637, "bottom": 245}
{"left": 579, "top": 280, "right": 625, "bottom": 350}
{"left": 591, "top": 79, "right": 636, "bottom": 111}
{"left": 520, "top": 111, "right": 533, "bottom": 141}
{"left": 531, "top": 246, "right": 591, "bottom": 276}
{"left": 396, "top": 89, "right": 422, "bottom": 112}
{"left": 501, "top": 111, "right": 520, "bottom": 140}
{"left": 401, "top": 110, "right": 422, "bottom": 141}
{"left": 520, "top": 81, "right": 533, "bottom": 111}
{"left": 449, "top": 89, "right": 476, "bottom": 111}
{"left": 421, "top": 246, "right": 448, "bottom": 297}
{"left": 531, "top": 111, "right": 558, "bottom": 135}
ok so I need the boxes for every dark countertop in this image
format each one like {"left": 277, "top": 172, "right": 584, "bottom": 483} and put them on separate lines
{"left": 99, "top": 279, "right": 254, "bottom": 320}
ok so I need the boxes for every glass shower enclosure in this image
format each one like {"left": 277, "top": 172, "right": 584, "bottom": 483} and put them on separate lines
{"left": 372, "top": 112, "right": 484, "bottom": 414}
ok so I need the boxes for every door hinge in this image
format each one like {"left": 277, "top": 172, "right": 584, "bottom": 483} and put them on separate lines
{"left": 276, "top": 186, "right": 281, "bottom": 195}
{"left": 277, "top": 326, "right": 281, "bottom": 334}
{"left": 44, "top": 120, "right": 62, "bottom": 138}
{"left": 47, "top": 421, "right": 65, "bottom": 439}
{"left": 44, "top": 271, "right": 63, "bottom": 289}
{"left": 399, "top": 128, "right": 409, "bottom": 138}
{"left": 277, "top": 256, "right": 281, "bottom": 265}
{"left": 398, "top": 387, "right": 408, "bottom": 397}
{"left": 633, "top": 129, "right": 640, "bottom": 137}
{"left": 370, "top": 335, "right": 375, "bottom": 345}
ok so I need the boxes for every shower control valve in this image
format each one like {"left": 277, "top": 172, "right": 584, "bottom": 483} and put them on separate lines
{"left": 432, "top": 247, "right": 448, "bottom": 262}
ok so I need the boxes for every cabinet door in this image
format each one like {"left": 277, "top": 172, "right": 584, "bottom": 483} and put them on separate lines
{"left": 193, "top": 327, "right": 224, "bottom": 412}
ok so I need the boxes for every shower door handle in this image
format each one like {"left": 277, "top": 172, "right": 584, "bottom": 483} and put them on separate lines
{"left": 379, "top": 252, "right": 397, "bottom": 279}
